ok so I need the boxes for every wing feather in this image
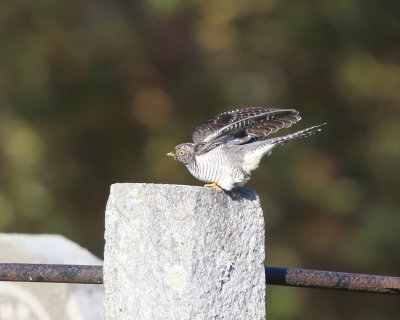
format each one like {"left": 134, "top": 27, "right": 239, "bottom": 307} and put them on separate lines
{"left": 192, "top": 107, "right": 301, "bottom": 154}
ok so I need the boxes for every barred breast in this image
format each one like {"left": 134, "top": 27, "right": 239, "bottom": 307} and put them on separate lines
{"left": 186, "top": 147, "right": 248, "bottom": 190}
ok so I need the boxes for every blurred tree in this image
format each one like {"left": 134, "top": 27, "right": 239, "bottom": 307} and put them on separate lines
{"left": 1, "top": 0, "right": 399, "bottom": 319}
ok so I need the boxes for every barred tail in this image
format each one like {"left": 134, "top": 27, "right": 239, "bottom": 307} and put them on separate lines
{"left": 267, "top": 123, "right": 326, "bottom": 146}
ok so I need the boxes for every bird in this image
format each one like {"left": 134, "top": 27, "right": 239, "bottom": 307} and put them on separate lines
{"left": 167, "top": 107, "right": 325, "bottom": 192}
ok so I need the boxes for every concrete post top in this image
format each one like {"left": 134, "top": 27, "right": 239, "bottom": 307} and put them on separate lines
{"left": 108, "top": 182, "right": 260, "bottom": 208}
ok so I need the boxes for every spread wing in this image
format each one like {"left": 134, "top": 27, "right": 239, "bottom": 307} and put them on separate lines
{"left": 192, "top": 107, "right": 301, "bottom": 154}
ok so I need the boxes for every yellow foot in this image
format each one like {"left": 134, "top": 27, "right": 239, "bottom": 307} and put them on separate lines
{"left": 204, "top": 182, "right": 222, "bottom": 192}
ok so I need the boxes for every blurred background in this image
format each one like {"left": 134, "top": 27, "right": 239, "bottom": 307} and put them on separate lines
{"left": 1, "top": 0, "right": 399, "bottom": 319}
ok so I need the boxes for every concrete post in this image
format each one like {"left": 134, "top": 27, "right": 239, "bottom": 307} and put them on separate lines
{"left": 104, "top": 183, "right": 266, "bottom": 320}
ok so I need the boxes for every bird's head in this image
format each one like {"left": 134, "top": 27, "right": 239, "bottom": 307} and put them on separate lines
{"left": 166, "top": 143, "right": 195, "bottom": 165}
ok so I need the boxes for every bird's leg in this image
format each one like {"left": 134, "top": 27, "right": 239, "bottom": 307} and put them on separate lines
{"left": 204, "top": 182, "right": 222, "bottom": 192}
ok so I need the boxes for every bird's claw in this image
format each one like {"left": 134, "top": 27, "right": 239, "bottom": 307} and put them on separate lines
{"left": 204, "top": 183, "right": 222, "bottom": 192}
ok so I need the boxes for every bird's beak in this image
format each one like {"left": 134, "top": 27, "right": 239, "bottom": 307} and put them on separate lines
{"left": 166, "top": 152, "right": 176, "bottom": 157}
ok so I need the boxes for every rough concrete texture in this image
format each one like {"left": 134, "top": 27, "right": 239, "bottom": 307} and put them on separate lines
{"left": 104, "top": 183, "right": 266, "bottom": 320}
{"left": 0, "top": 233, "right": 104, "bottom": 320}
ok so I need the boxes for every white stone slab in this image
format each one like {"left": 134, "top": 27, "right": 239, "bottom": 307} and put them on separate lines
{"left": 0, "top": 233, "right": 104, "bottom": 320}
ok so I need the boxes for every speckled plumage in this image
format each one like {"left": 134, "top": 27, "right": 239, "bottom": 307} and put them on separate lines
{"left": 168, "top": 107, "right": 325, "bottom": 191}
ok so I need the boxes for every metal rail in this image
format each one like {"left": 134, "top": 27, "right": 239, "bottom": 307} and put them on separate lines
{"left": 0, "top": 263, "right": 399, "bottom": 295}
{"left": 0, "top": 263, "right": 102, "bottom": 284}
{"left": 265, "top": 266, "right": 400, "bottom": 295}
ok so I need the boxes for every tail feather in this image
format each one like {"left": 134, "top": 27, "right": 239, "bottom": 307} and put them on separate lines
{"left": 241, "top": 123, "right": 326, "bottom": 173}
{"left": 267, "top": 123, "right": 326, "bottom": 146}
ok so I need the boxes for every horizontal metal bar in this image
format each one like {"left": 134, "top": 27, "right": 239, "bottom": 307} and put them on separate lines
{"left": 0, "top": 263, "right": 399, "bottom": 295}
{"left": 0, "top": 263, "right": 102, "bottom": 284}
{"left": 266, "top": 266, "right": 400, "bottom": 295}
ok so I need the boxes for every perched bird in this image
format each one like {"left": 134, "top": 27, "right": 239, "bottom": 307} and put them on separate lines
{"left": 167, "top": 107, "right": 325, "bottom": 191}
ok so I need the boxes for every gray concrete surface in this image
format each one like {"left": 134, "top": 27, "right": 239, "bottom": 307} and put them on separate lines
{"left": 104, "top": 183, "right": 266, "bottom": 320}
{"left": 0, "top": 233, "right": 104, "bottom": 320}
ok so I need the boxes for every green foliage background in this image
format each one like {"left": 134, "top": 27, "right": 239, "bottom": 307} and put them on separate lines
{"left": 1, "top": 0, "right": 399, "bottom": 318}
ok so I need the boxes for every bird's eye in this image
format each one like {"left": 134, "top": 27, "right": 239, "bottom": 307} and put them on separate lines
{"left": 178, "top": 150, "right": 185, "bottom": 156}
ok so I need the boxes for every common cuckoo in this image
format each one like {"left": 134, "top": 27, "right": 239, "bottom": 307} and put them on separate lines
{"left": 167, "top": 107, "right": 325, "bottom": 191}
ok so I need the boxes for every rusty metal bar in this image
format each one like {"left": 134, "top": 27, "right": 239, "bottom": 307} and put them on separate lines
{"left": 0, "top": 263, "right": 102, "bottom": 284}
{"left": 0, "top": 263, "right": 399, "bottom": 295}
{"left": 266, "top": 266, "right": 400, "bottom": 295}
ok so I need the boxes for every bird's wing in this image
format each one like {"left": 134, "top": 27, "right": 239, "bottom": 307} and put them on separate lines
{"left": 192, "top": 107, "right": 301, "bottom": 154}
